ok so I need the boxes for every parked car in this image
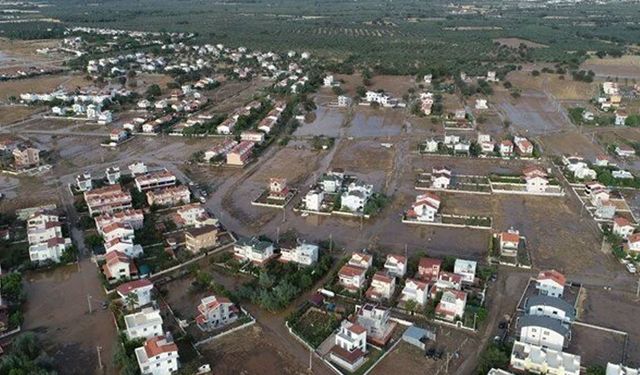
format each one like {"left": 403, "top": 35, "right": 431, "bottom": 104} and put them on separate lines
{"left": 626, "top": 263, "right": 637, "bottom": 274}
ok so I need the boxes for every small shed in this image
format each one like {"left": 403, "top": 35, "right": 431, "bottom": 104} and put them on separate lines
{"left": 402, "top": 326, "right": 435, "bottom": 350}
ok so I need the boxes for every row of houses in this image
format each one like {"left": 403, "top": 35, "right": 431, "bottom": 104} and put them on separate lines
{"left": 303, "top": 170, "right": 375, "bottom": 213}
{"left": 337, "top": 252, "right": 477, "bottom": 322}
{"left": 423, "top": 134, "right": 535, "bottom": 157}
{"left": 27, "top": 210, "right": 72, "bottom": 263}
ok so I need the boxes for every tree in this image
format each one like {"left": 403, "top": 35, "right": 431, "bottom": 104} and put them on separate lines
{"left": 469, "top": 141, "right": 482, "bottom": 157}
{"left": 404, "top": 299, "right": 418, "bottom": 314}
{"left": 356, "top": 86, "right": 366, "bottom": 98}
{"left": 476, "top": 343, "right": 510, "bottom": 374}
{"left": 125, "top": 293, "right": 139, "bottom": 311}
{"left": 586, "top": 365, "right": 605, "bottom": 375}
{"left": 145, "top": 84, "right": 162, "bottom": 99}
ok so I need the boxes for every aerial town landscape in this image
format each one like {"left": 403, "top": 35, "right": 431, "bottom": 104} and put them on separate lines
{"left": 1, "top": 0, "right": 640, "bottom": 374}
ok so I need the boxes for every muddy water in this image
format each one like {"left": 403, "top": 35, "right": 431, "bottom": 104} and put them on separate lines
{"left": 347, "top": 111, "right": 402, "bottom": 138}
{"left": 293, "top": 106, "right": 344, "bottom": 137}
{"left": 498, "top": 93, "right": 571, "bottom": 135}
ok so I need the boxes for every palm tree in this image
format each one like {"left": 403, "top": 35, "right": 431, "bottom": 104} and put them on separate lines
{"left": 125, "top": 293, "right": 139, "bottom": 311}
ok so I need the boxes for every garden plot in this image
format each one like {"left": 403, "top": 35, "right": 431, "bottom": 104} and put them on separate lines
{"left": 415, "top": 172, "right": 491, "bottom": 194}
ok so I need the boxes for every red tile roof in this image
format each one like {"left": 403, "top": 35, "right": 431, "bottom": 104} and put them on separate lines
{"left": 143, "top": 336, "right": 178, "bottom": 358}
{"left": 339, "top": 264, "right": 366, "bottom": 278}
{"left": 537, "top": 269, "right": 566, "bottom": 286}
{"left": 116, "top": 279, "right": 152, "bottom": 295}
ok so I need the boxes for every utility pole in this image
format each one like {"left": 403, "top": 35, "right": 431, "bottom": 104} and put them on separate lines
{"left": 87, "top": 294, "right": 93, "bottom": 314}
{"left": 96, "top": 346, "right": 103, "bottom": 369}
{"left": 636, "top": 278, "right": 640, "bottom": 298}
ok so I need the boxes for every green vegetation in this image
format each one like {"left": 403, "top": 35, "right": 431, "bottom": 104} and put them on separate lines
{"left": 288, "top": 307, "right": 340, "bottom": 348}
{"left": 235, "top": 254, "right": 333, "bottom": 311}
{"left": 476, "top": 342, "right": 512, "bottom": 375}
{"left": 0, "top": 333, "right": 56, "bottom": 374}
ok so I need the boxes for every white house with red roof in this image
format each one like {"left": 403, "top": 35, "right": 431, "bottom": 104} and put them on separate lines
{"left": 135, "top": 335, "right": 179, "bottom": 375}
{"left": 417, "top": 257, "right": 442, "bottom": 281}
{"left": 514, "top": 136, "right": 534, "bottom": 156}
{"left": 146, "top": 186, "right": 190, "bottom": 207}
{"left": 499, "top": 229, "right": 520, "bottom": 257}
{"left": 615, "top": 145, "right": 635, "bottom": 158}
{"left": 454, "top": 259, "right": 477, "bottom": 284}
{"left": 195, "top": 295, "right": 238, "bottom": 331}
{"left": 102, "top": 222, "right": 135, "bottom": 243}
{"left": 29, "top": 237, "right": 72, "bottom": 263}
{"left": 436, "top": 289, "right": 467, "bottom": 322}
{"left": 173, "top": 203, "right": 217, "bottom": 228}
{"left": 431, "top": 167, "right": 452, "bottom": 189}
{"left": 365, "top": 272, "right": 396, "bottom": 301}
{"left": 103, "top": 251, "right": 138, "bottom": 283}
{"left": 384, "top": 254, "right": 407, "bottom": 277}
{"left": 226, "top": 141, "right": 255, "bottom": 166}
{"left": 626, "top": 233, "right": 640, "bottom": 254}
{"left": 613, "top": 217, "right": 635, "bottom": 239}
{"left": 95, "top": 209, "right": 144, "bottom": 235}
{"left": 105, "top": 237, "right": 144, "bottom": 258}
{"left": 330, "top": 320, "right": 367, "bottom": 372}
{"left": 434, "top": 272, "right": 462, "bottom": 294}
{"left": 204, "top": 139, "right": 237, "bottom": 162}
{"left": 338, "top": 264, "right": 367, "bottom": 291}
{"left": 536, "top": 270, "right": 566, "bottom": 298}
{"left": 406, "top": 193, "right": 441, "bottom": 222}
{"left": 117, "top": 279, "right": 154, "bottom": 308}
{"left": 84, "top": 185, "right": 132, "bottom": 215}
{"left": 522, "top": 166, "right": 549, "bottom": 193}
{"left": 268, "top": 177, "right": 290, "bottom": 200}
{"left": 348, "top": 252, "right": 372, "bottom": 270}
{"left": 401, "top": 278, "right": 430, "bottom": 306}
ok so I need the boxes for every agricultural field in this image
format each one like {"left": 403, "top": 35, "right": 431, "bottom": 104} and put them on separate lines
{"left": 581, "top": 55, "right": 640, "bottom": 79}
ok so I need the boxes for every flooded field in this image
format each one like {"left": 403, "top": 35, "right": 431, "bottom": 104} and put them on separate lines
{"left": 346, "top": 108, "right": 404, "bottom": 138}
{"left": 497, "top": 91, "right": 571, "bottom": 135}
{"left": 294, "top": 106, "right": 345, "bottom": 137}
{"left": 22, "top": 259, "right": 116, "bottom": 375}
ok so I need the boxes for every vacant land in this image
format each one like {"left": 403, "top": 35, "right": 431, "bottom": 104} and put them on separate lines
{"left": 582, "top": 55, "right": 640, "bottom": 79}
{"left": 0, "top": 74, "right": 88, "bottom": 101}
{"left": 197, "top": 325, "right": 307, "bottom": 375}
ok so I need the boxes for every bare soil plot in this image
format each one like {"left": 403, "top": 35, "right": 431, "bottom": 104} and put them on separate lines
{"left": 0, "top": 105, "right": 41, "bottom": 124}
{"left": 568, "top": 323, "right": 626, "bottom": 367}
{"left": 330, "top": 138, "right": 395, "bottom": 186}
{"left": 0, "top": 73, "right": 88, "bottom": 100}
{"left": 371, "top": 341, "right": 440, "bottom": 375}
{"left": 294, "top": 105, "right": 346, "bottom": 137}
{"left": 582, "top": 55, "right": 640, "bottom": 79}
{"left": 538, "top": 130, "right": 603, "bottom": 159}
{"left": 493, "top": 38, "right": 548, "bottom": 48}
{"left": 368, "top": 75, "right": 416, "bottom": 97}
{"left": 197, "top": 325, "right": 307, "bottom": 375}
{"left": 493, "top": 88, "right": 573, "bottom": 135}
{"left": 578, "top": 288, "right": 640, "bottom": 366}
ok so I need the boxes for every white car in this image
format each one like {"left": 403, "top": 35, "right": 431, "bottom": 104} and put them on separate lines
{"left": 626, "top": 263, "right": 637, "bottom": 274}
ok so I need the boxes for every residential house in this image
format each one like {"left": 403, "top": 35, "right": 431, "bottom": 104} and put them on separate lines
{"left": 95, "top": 209, "right": 144, "bottom": 235}
{"left": 76, "top": 172, "right": 93, "bottom": 192}
{"left": 233, "top": 237, "right": 275, "bottom": 264}
{"left": 319, "top": 171, "right": 344, "bottom": 193}
{"left": 356, "top": 303, "right": 395, "bottom": 345}
{"left": 279, "top": 240, "right": 319, "bottom": 266}
{"left": 110, "top": 129, "right": 128, "bottom": 143}
{"left": 29, "top": 237, "right": 72, "bottom": 263}
{"left": 400, "top": 278, "right": 430, "bottom": 306}
{"left": 102, "top": 222, "right": 135, "bottom": 243}
{"left": 12, "top": 144, "right": 40, "bottom": 169}
{"left": 105, "top": 167, "right": 121, "bottom": 185}
{"left": 27, "top": 212, "right": 62, "bottom": 244}
{"left": 423, "top": 138, "right": 439, "bottom": 153}
{"left": 499, "top": 140, "right": 514, "bottom": 157}
{"left": 417, "top": 257, "right": 442, "bottom": 281}
{"left": 523, "top": 166, "right": 549, "bottom": 193}
{"left": 499, "top": 229, "right": 520, "bottom": 257}
{"left": 406, "top": 192, "right": 441, "bottom": 222}
{"left": 454, "top": 259, "right": 477, "bottom": 284}
{"left": 606, "top": 363, "right": 640, "bottom": 375}
{"left": 431, "top": 167, "right": 452, "bottom": 189}
{"left": 124, "top": 307, "right": 164, "bottom": 340}
{"left": 204, "top": 139, "right": 237, "bottom": 162}
{"left": 129, "top": 162, "right": 148, "bottom": 176}
{"left": 216, "top": 117, "right": 237, "bottom": 135}
{"left": 616, "top": 145, "right": 635, "bottom": 158}
{"left": 173, "top": 204, "right": 217, "bottom": 228}
{"left": 525, "top": 295, "right": 576, "bottom": 324}
{"left": 84, "top": 185, "right": 132, "bottom": 215}
{"left": 240, "top": 131, "right": 265, "bottom": 143}
{"left": 510, "top": 340, "right": 580, "bottom": 375}
{"left": 536, "top": 270, "right": 566, "bottom": 298}
{"left": 613, "top": 217, "right": 635, "bottom": 239}
{"left": 117, "top": 279, "right": 154, "bottom": 308}
{"left": 348, "top": 252, "right": 373, "bottom": 270}
{"left": 626, "top": 233, "right": 640, "bottom": 254}
{"left": 195, "top": 295, "right": 238, "bottom": 331}
{"left": 329, "top": 321, "right": 367, "bottom": 372}
{"left": 434, "top": 272, "right": 463, "bottom": 292}
{"left": 135, "top": 170, "right": 177, "bottom": 192}
{"left": 135, "top": 335, "right": 179, "bottom": 375}
{"left": 185, "top": 225, "right": 218, "bottom": 253}
{"left": 514, "top": 136, "right": 534, "bottom": 156}
{"left": 303, "top": 189, "right": 325, "bottom": 211}
{"left": 103, "top": 250, "right": 138, "bottom": 283}
{"left": 519, "top": 315, "right": 569, "bottom": 351}
{"left": 384, "top": 254, "right": 407, "bottom": 278}
{"left": 226, "top": 141, "right": 254, "bottom": 166}
{"left": 268, "top": 177, "right": 290, "bottom": 200}
{"left": 341, "top": 181, "right": 373, "bottom": 213}
{"left": 338, "top": 264, "right": 367, "bottom": 291}
{"left": 615, "top": 110, "right": 628, "bottom": 126}
{"left": 435, "top": 289, "right": 467, "bottom": 322}
{"left": 146, "top": 185, "right": 190, "bottom": 207}
{"left": 105, "top": 237, "right": 144, "bottom": 258}
{"left": 366, "top": 272, "right": 396, "bottom": 301}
